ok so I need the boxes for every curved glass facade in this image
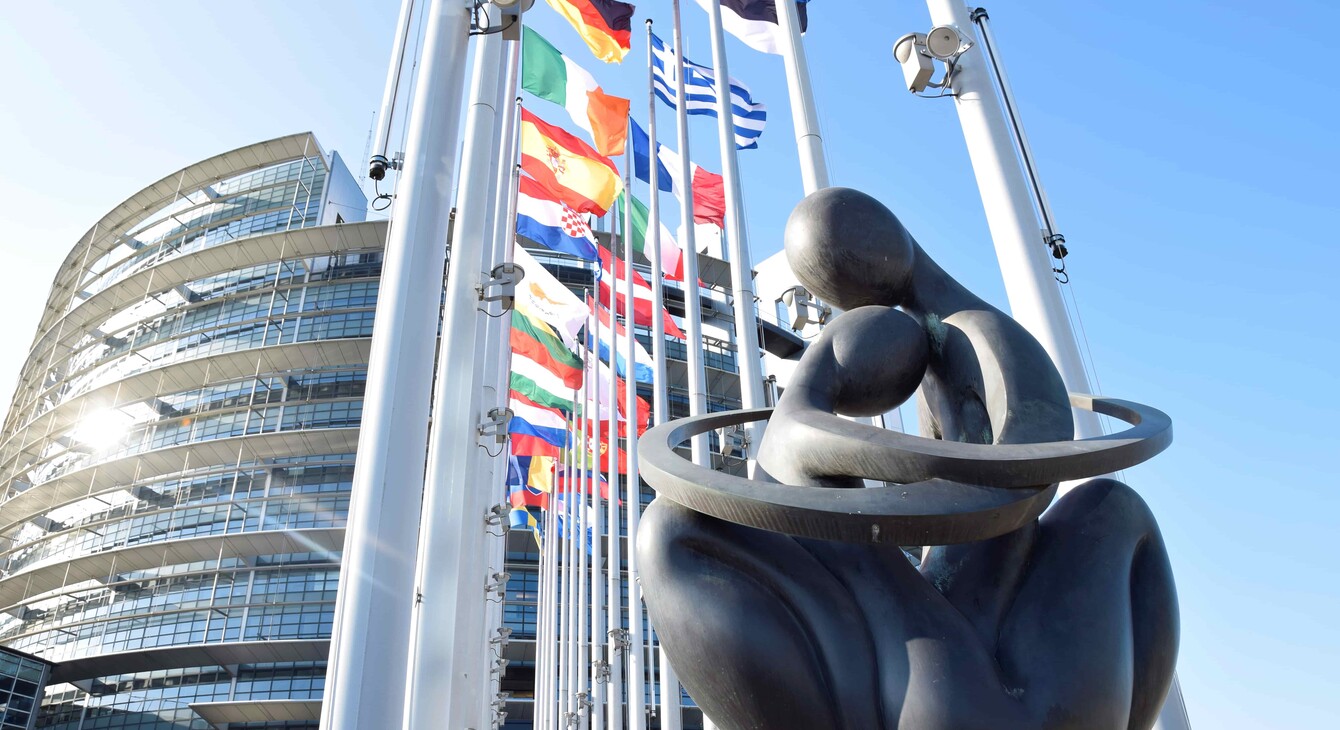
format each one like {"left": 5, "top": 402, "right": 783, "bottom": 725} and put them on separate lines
{"left": 0, "top": 135, "right": 377, "bottom": 729}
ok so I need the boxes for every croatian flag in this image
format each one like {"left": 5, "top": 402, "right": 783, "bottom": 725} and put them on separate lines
{"left": 516, "top": 176, "right": 599, "bottom": 261}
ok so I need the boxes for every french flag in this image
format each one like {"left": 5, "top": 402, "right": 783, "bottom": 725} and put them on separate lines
{"left": 516, "top": 176, "right": 599, "bottom": 261}
{"left": 630, "top": 118, "right": 727, "bottom": 229}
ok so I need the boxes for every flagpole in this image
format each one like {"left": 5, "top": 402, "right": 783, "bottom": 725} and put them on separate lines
{"left": 663, "top": 5, "right": 705, "bottom": 727}
{"left": 565, "top": 379, "right": 582, "bottom": 728}
{"left": 579, "top": 320, "right": 594, "bottom": 730}
{"left": 403, "top": 14, "right": 509, "bottom": 726}
{"left": 322, "top": 1, "right": 471, "bottom": 725}
{"left": 775, "top": 0, "right": 829, "bottom": 193}
{"left": 640, "top": 43, "right": 669, "bottom": 726}
{"left": 638, "top": 38, "right": 662, "bottom": 720}
{"left": 590, "top": 281, "right": 607, "bottom": 730}
{"left": 618, "top": 123, "right": 642, "bottom": 730}
{"left": 705, "top": 0, "right": 767, "bottom": 473}
{"left": 481, "top": 39, "right": 523, "bottom": 730}
{"left": 606, "top": 203, "right": 628, "bottom": 730}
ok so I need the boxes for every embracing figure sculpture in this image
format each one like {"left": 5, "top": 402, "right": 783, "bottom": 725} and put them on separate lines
{"left": 637, "top": 188, "right": 1179, "bottom": 730}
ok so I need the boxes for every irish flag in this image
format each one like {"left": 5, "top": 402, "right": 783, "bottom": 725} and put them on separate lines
{"left": 521, "top": 108, "right": 623, "bottom": 216}
{"left": 522, "top": 28, "right": 630, "bottom": 157}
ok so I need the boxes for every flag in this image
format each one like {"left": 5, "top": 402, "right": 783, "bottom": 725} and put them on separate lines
{"left": 511, "top": 308, "right": 583, "bottom": 390}
{"left": 555, "top": 470, "right": 616, "bottom": 503}
{"left": 649, "top": 32, "right": 767, "bottom": 149}
{"left": 508, "top": 505, "right": 542, "bottom": 546}
{"left": 617, "top": 193, "right": 685, "bottom": 281}
{"left": 522, "top": 27, "right": 631, "bottom": 155}
{"left": 511, "top": 353, "right": 577, "bottom": 413}
{"left": 517, "top": 177, "right": 599, "bottom": 261}
{"left": 582, "top": 333, "right": 652, "bottom": 436}
{"left": 586, "top": 295, "right": 655, "bottom": 384}
{"left": 542, "top": 0, "right": 635, "bottom": 63}
{"left": 597, "top": 246, "right": 686, "bottom": 339}
{"left": 692, "top": 0, "right": 810, "bottom": 56}
{"left": 588, "top": 296, "right": 656, "bottom": 385}
{"left": 629, "top": 119, "right": 726, "bottom": 228}
{"left": 509, "top": 391, "right": 569, "bottom": 455}
{"left": 520, "top": 108, "right": 623, "bottom": 216}
{"left": 566, "top": 421, "right": 633, "bottom": 474}
{"left": 509, "top": 453, "right": 557, "bottom": 494}
{"left": 514, "top": 244, "right": 590, "bottom": 351}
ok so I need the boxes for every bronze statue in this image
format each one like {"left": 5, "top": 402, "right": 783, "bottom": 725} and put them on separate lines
{"left": 637, "top": 188, "right": 1179, "bottom": 730}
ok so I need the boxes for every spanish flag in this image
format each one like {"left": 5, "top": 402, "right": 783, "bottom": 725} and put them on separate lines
{"left": 543, "top": 0, "right": 634, "bottom": 63}
{"left": 520, "top": 108, "right": 623, "bottom": 216}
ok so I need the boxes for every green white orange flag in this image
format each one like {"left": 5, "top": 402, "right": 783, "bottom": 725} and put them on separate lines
{"left": 520, "top": 108, "right": 623, "bottom": 216}
{"left": 523, "top": 27, "right": 630, "bottom": 157}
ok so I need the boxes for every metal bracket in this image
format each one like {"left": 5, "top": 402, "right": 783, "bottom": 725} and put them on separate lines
{"left": 478, "top": 407, "right": 513, "bottom": 446}
{"left": 478, "top": 263, "right": 525, "bottom": 310}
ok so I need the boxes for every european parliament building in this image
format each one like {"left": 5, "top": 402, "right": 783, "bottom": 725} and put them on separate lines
{"left": 0, "top": 136, "right": 814, "bottom": 729}
{"left": 0, "top": 135, "right": 377, "bottom": 728}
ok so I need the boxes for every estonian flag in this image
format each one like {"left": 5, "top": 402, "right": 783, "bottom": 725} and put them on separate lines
{"left": 692, "top": 0, "right": 810, "bottom": 56}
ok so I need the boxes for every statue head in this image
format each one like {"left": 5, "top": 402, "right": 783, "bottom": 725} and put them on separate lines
{"left": 784, "top": 187, "right": 917, "bottom": 311}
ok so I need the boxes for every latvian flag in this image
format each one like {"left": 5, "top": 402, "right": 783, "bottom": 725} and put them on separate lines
{"left": 692, "top": 0, "right": 810, "bottom": 56}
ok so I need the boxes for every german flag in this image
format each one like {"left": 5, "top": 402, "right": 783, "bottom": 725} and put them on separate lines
{"left": 543, "top": 0, "right": 634, "bottom": 63}
{"left": 520, "top": 108, "right": 623, "bottom": 216}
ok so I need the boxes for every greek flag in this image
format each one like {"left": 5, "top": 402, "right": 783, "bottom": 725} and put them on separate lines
{"left": 650, "top": 32, "right": 767, "bottom": 150}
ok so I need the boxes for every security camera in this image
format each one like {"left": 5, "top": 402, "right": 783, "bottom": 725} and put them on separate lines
{"left": 926, "top": 25, "right": 973, "bottom": 60}
{"left": 893, "top": 33, "right": 935, "bottom": 93}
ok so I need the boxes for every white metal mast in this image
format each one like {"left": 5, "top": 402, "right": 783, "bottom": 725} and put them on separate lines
{"left": 323, "top": 1, "right": 471, "bottom": 727}
{"left": 775, "top": 0, "right": 829, "bottom": 194}
{"left": 704, "top": 0, "right": 766, "bottom": 470}
{"left": 404, "top": 11, "right": 508, "bottom": 729}
{"left": 922, "top": 2, "right": 1190, "bottom": 728}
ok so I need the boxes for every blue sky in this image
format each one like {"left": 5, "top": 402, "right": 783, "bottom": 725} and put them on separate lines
{"left": 1, "top": 1, "right": 1337, "bottom": 726}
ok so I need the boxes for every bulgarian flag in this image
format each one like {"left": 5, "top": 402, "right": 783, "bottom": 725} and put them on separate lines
{"left": 543, "top": 0, "right": 634, "bottom": 63}
{"left": 511, "top": 354, "right": 576, "bottom": 413}
{"left": 522, "top": 27, "right": 630, "bottom": 157}
{"left": 617, "top": 192, "right": 686, "bottom": 281}
{"left": 521, "top": 108, "right": 623, "bottom": 216}
{"left": 597, "top": 246, "right": 686, "bottom": 339}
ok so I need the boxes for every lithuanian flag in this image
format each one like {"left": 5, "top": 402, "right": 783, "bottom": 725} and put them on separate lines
{"left": 510, "top": 309, "right": 583, "bottom": 390}
{"left": 543, "top": 0, "right": 634, "bottom": 63}
{"left": 520, "top": 108, "right": 623, "bottom": 216}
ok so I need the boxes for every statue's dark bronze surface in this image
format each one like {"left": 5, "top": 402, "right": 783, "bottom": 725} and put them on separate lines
{"left": 637, "top": 189, "right": 1180, "bottom": 730}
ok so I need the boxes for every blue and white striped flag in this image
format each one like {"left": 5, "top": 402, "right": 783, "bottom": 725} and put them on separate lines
{"left": 649, "top": 32, "right": 767, "bottom": 150}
